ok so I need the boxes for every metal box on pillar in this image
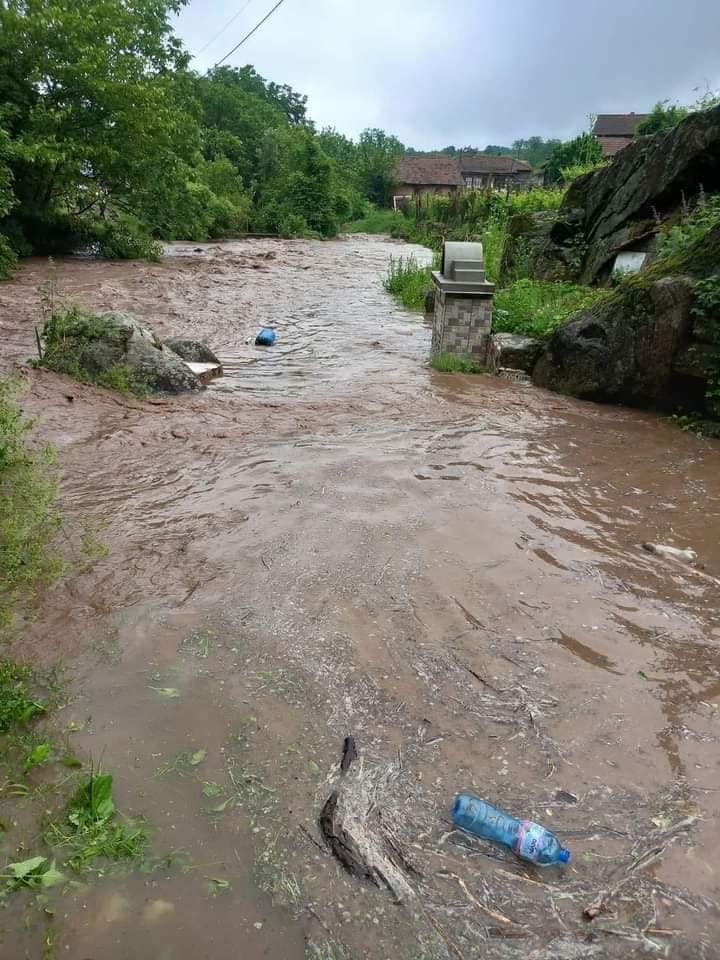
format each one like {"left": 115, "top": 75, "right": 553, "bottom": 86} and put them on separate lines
{"left": 431, "top": 241, "right": 495, "bottom": 362}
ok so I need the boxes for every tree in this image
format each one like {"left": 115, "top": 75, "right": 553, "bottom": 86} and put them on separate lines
{"left": 0, "top": 127, "right": 17, "bottom": 276}
{"left": 356, "top": 128, "right": 404, "bottom": 207}
{"left": 544, "top": 133, "right": 603, "bottom": 183}
{"left": 637, "top": 101, "right": 690, "bottom": 135}
{"left": 0, "top": 0, "right": 205, "bottom": 251}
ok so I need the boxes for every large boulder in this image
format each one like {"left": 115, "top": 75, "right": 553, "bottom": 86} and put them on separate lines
{"left": 43, "top": 311, "right": 202, "bottom": 394}
{"left": 533, "top": 277, "right": 695, "bottom": 405}
{"left": 527, "top": 106, "right": 720, "bottom": 284}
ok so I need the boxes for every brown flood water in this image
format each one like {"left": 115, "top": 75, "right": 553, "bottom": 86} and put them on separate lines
{"left": 1, "top": 235, "right": 719, "bottom": 960}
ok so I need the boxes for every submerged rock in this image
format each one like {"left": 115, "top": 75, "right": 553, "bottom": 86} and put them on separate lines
{"left": 488, "top": 333, "right": 543, "bottom": 374}
{"left": 42, "top": 311, "right": 202, "bottom": 394}
{"left": 164, "top": 338, "right": 221, "bottom": 365}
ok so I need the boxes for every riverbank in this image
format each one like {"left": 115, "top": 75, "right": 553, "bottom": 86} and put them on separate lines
{"left": 1, "top": 236, "right": 719, "bottom": 959}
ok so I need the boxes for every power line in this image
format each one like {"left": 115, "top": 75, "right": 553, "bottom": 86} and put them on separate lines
{"left": 195, "top": 0, "right": 255, "bottom": 57}
{"left": 214, "top": 0, "right": 289, "bottom": 67}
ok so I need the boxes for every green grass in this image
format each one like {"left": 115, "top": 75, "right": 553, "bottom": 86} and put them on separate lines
{"left": 0, "top": 379, "right": 63, "bottom": 631}
{"left": 344, "top": 208, "right": 406, "bottom": 234}
{"left": 493, "top": 279, "right": 609, "bottom": 338}
{"left": 95, "top": 363, "right": 149, "bottom": 397}
{"left": 430, "top": 353, "right": 483, "bottom": 374}
{"left": 0, "top": 657, "right": 46, "bottom": 731}
{"left": 383, "top": 255, "right": 434, "bottom": 310}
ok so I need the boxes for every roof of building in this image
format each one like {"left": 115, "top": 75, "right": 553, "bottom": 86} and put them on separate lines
{"left": 596, "top": 135, "right": 635, "bottom": 158}
{"left": 396, "top": 156, "right": 465, "bottom": 187}
{"left": 458, "top": 154, "right": 533, "bottom": 174}
{"left": 593, "top": 113, "right": 648, "bottom": 137}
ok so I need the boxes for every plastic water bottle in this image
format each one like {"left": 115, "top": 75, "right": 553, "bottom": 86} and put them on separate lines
{"left": 255, "top": 327, "right": 277, "bottom": 346}
{"left": 452, "top": 793, "right": 570, "bottom": 866}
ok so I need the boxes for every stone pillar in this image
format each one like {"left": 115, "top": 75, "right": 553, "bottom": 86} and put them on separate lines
{"left": 431, "top": 241, "right": 495, "bottom": 364}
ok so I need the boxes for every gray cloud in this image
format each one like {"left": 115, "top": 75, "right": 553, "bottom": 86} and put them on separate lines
{"left": 176, "top": 0, "right": 720, "bottom": 148}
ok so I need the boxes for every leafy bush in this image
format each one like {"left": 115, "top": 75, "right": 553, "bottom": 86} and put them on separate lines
{"left": 494, "top": 279, "right": 608, "bottom": 338}
{"left": 0, "top": 233, "right": 16, "bottom": 279}
{"left": 637, "top": 101, "right": 689, "bottom": 135}
{"left": 92, "top": 215, "right": 163, "bottom": 261}
{"left": 383, "top": 255, "right": 434, "bottom": 310}
{"left": 545, "top": 133, "right": 603, "bottom": 184}
{"left": 0, "top": 380, "right": 63, "bottom": 630}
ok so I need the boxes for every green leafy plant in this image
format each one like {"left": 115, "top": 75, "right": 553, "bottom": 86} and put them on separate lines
{"left": 2, "top": 856, "right": 64, "bottom": 892}
{"left": 23, "top": 741, "right": 51, "bottom": 774}
{"left": 45, "top": 770, "right": 146, "bottom": 871}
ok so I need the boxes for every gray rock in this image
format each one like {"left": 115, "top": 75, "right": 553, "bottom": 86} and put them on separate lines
{"left": 46, "top": 311, "right": 201, "bottom": 394}
{"left": 533, "top": 277, "right": 695, "bottom": 405}
{"left": 424, "top": 288, "right": 436, "bottom": 315}
{"left": 164, "top": 338, "right": 221, "bottom": 365}
{"left": 519, "top": 106, "right": 720, "bottom": 284}
{"left": 566, "top": 105, "right": 720, "bottom": 282}
{"left": 489, "top": 333, "right": 543, "bottom": 374}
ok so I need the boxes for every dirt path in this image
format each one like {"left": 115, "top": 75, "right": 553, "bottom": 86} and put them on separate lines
{"left": 1, "top": 236, "right": 719, "bottom": 959}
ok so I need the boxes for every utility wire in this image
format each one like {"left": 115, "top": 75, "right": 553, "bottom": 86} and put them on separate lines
{"left": 195, "top": 0, "right": 255, "bottom": 57}
{"left": 214, "top": 0, "right": 288, "bottom": 67}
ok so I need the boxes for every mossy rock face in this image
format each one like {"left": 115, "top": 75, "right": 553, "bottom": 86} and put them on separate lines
{"left": 42, "top": 311, "right": 201, "bottom": 395}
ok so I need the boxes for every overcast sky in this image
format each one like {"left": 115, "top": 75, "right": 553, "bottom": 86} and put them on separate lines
{"left": 174, "top": 0, "right": 720, "bottom": 149}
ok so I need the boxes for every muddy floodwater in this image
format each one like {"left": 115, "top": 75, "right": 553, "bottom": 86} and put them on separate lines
{"left": 1, "top": 236, "right": 720, "bottom": 960}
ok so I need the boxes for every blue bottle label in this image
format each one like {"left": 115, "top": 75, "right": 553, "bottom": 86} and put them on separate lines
{"left": 515, "top": 820, "right": 545, "bottom": 862}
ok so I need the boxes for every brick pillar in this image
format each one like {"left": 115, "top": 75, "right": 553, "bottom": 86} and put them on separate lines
{"left": 431, "top": 289, "right": 494, "bottom": 362}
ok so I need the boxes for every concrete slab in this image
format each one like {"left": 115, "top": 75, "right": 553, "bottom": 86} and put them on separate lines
{"left": 184, "top": 361, "right": 223, "bottom": 385}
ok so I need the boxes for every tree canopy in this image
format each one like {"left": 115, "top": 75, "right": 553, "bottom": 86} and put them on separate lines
{"left": 0, "top": 0, "right": 402, "bottom": 274}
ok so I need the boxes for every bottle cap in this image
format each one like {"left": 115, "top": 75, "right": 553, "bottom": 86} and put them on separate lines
{"left": 559, "top": 849, "right": 571, "bottom": 864}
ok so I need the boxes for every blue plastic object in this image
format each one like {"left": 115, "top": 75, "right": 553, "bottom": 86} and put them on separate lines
{"left": 255, "top": 327, "right": 277, "bottom": 346}
{"left": 452, "top": 793, "right": 571, "bottom": 866}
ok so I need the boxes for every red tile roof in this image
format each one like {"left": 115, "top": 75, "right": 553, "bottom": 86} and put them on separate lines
{"left": 593, "top": 113, "right": 648, "bottom": 137}
{"left": 597, "top": 136, "right": 634, "bottom": 158}
{"left": 396, "top": 156, "right": 464, "bottom": 187}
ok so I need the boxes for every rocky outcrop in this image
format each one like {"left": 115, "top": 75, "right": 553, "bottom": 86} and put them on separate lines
{"left": 533, "top": 277, "right": 697, "bottom": 406}
{"left": 42, "top": 311, "right": 203, "bottom": 394}
{"left": 524, "top": 106, "right": 720, "bottom": 285}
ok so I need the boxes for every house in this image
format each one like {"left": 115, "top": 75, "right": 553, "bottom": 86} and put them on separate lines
{"left": 394, "top": 156, "right": 465, "bottom": 205}
{"left": 593, "top": 113, "right": 649, "bottom": 158}
{"left": 393, "top": 154, "right": 533, "bottom": 207}
{"left": 457, "top": 154, "right": 534, "bottom": 190}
